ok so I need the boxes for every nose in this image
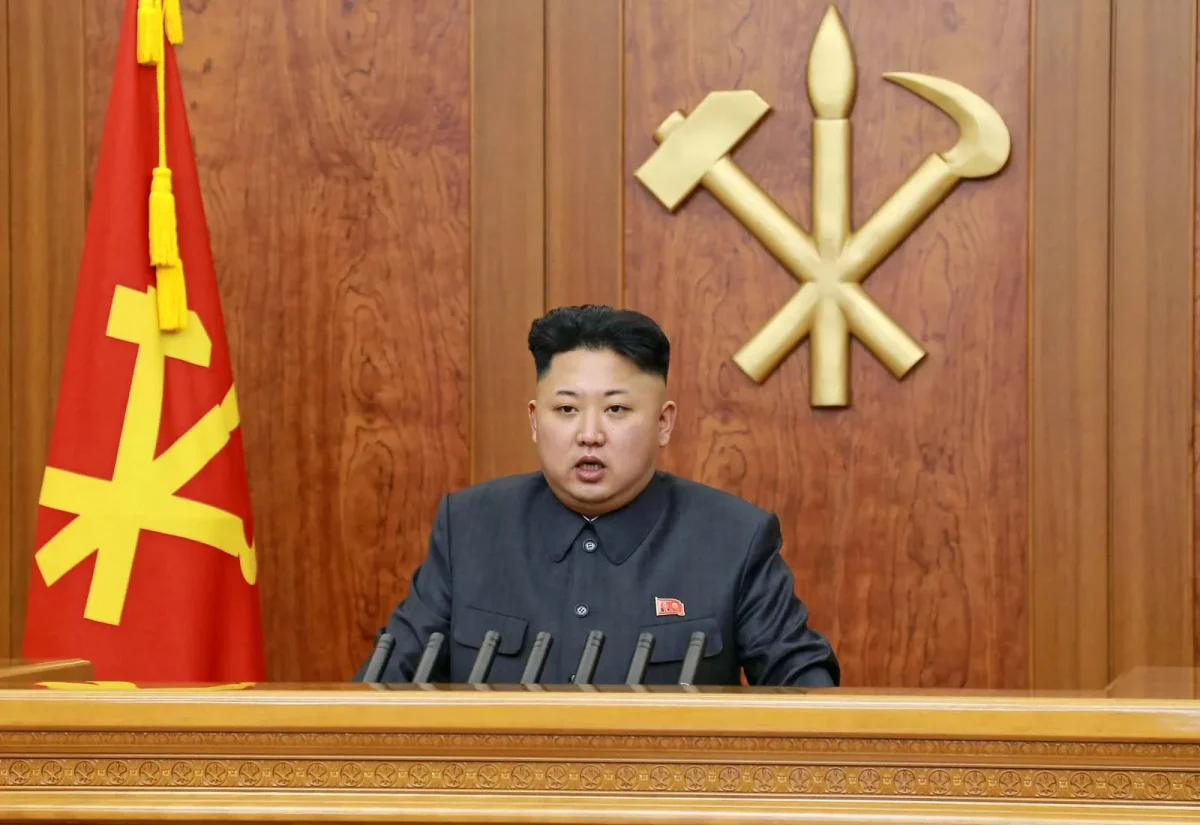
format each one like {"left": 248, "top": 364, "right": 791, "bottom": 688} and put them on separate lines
{"left": 577, "top": 410, "right": 606, "bottom": 447}
{"left": 578, "top": 430, "right": 605, "bottom": 447}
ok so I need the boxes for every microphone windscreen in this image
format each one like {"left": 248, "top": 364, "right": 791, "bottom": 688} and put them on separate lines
{"left": 363, "top": 632, "right": 396, "bottom": 683}
{"left": 677, "top": 631, "right": 707, "bottom": 686}
{"left": 468, "top": 630, "right": 501, "bottom": 684}
{"left": 413, "top": 631, "right": 445, "bottom": 683}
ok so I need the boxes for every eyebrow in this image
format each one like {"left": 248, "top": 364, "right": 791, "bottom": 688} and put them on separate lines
{"left": 553, "top": 389, "right": 630, "bottom": 397}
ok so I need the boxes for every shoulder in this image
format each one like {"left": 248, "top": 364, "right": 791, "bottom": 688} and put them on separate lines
{"left": 442, "top": 471, "right": 544, "bottom": 517}
{"left": 661, "top": 476, "right": 788, "bottom": 598}
{"left": 661, "top": 473, "right": 774, "bottom": 531}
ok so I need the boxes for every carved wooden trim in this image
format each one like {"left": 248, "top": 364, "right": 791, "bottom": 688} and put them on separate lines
{"left": 1, "top": 757, "right": 1199, "bottom": 803}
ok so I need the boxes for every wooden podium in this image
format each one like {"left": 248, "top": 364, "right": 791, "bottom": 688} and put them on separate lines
{"left": 0, "top": 658, "right": 91, "bottom": 686}
{"left": 0, "top": 668, "right": 1198, "bottom": 824}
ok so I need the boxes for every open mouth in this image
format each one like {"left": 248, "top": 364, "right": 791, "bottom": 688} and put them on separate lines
{"left": 574, "top": 457, "right": 606, "bottom": 481}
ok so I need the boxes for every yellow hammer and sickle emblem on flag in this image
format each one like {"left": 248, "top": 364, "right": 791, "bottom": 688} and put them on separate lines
{"left": 35, "top": 285, "right": 257, "bottom": 626}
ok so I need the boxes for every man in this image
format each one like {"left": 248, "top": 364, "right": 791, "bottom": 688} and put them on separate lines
{"left": 356, "top": 305, "right": 838, "bottom": 687}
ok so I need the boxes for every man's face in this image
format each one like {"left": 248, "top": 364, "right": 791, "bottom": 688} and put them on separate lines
{"left": 528, "top": 348, "right": 676, "bottom": 517}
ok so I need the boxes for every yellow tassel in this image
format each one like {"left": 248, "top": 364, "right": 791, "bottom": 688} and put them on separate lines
{"left": 155, "top": 263, "right": 189, "bottom": 331}
{"left": 164, "top": 0, "right": 184, "bottom": 45}
{"left": 148, "top": 167, "right": 179, "bottom": 267}
{"left": 136, "top": 0, "right": 163, "bottom": 66}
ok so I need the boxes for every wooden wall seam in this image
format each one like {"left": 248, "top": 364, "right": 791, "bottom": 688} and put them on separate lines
{"left": 0, "top": 0, "right": 12, "bottom": 660}
{"left": 1191, "top": 0, "right": 1200, "bottom": 696}
{"left": 1028, "top": 0, "right": 1113, "bottom": 690}
{"left": 1193, "top": 0, "right": 1200, "bottom": 689}
{"left": 1106, "top": 0, "right": 1117, "bottom": 689}
{"left": 1110, "top": 0, "right": 1197, "bottom": 678}
{"left": 545, "top": 0, "right": 622, "bottom": 310}
{"left": 470, "top": 0, "right": 545, "bottom": 483}
{"left": 6, "top": 0, "right": 87, "bottom": 657}
{"left": 617, "top": 0, "right": 625, "bottom": 309}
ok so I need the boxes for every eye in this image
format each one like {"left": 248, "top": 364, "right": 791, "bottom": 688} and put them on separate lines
{"left": 555, "top": 404, "right": 577, "bottom": 414}
{"left": 606, "top": 404, "right": 629, "bottom": 414}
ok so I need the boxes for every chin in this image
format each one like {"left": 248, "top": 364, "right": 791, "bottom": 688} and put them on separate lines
{"left": 564, "top": 481, "right": 613, "bottom": 502}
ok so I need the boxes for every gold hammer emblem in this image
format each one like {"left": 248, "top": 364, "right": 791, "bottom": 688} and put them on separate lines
{"left": 635, "top": 5, "right": 1010, "bottom": 406}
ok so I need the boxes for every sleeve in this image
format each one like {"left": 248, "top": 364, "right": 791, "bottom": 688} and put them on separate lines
{"left": 735, "top": 513, "right": 840, "bottom": 687}
{"left": 351, "top": 494, "right": 454, "bottom": 683}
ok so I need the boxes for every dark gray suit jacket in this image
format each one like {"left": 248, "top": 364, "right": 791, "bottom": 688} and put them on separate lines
{"left": 355, "top": 471, "right": 839, "bottom": 687}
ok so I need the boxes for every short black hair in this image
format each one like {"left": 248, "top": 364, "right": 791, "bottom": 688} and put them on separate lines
{"left": 527, "top": 305, "right": 670, "bottom": 381}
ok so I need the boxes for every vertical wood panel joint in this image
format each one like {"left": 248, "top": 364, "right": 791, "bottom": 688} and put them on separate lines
{"left": 1110, "top": 0, "right": 1196, "bottom": 676}
{"left": 1029, "top": 0, "right": 1113, "bottom": 690}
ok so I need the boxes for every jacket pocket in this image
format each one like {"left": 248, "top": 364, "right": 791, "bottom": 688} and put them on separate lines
{"left": 636, "top": 616, "right": 724, "bottom": 663}
{"left": 453, "top": 605, "right": 528, "bottom": 655}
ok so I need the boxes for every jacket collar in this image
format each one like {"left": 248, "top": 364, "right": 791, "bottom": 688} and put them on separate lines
{"left": 536, "top": 471, "right": 669, "bottom": 565}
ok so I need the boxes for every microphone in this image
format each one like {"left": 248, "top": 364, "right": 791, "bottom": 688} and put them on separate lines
{"left": 521, "top": 631, "right": 553, "bottom": 684}
{"left": 468, "top": 630, "right": 501, "bottom": 684}
{"left": 677, "top": 631, "right": 707, "bottom": 686}
{"left": 412, "top": 632, "right": 444, "bottom": 683}
{"left": 362, "top": 632, "right": 396, "bottom": 683}
{"left": 625, "top": 632, "right": 655, "bottom": 685}
{"left": 574, "top": 630, "right": 605, "bottom": 684}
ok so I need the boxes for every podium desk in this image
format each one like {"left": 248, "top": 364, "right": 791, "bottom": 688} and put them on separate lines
{"left": 0, "top": 658, "right": 91, "bottom": 686}
{"left": 0, "top": 678, "right": 1198, "bottom": 824}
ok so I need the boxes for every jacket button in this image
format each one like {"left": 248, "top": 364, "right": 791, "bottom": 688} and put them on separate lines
{"left": 583, "top": 540, "right": 597, "bottom": 552}
{"left": 575, "top": 604, "right": 589, "bottom": 617}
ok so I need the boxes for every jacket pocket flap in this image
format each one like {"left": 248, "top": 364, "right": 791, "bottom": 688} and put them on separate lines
{"left": 638, "top": 616, "right": 723, "bottom": 662}
{"left": 453, "top": 606, "right": 528, "bottom": 655}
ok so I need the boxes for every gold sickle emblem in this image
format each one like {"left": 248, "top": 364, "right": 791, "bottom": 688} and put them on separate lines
{"left": 34, "top": 285, "right": 257, "bottom": 626}
{"left": 635, "top": 5, "right": 1010, "bottom": 406}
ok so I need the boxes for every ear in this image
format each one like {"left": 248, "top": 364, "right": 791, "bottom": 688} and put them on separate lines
{"left": 657, "top": 400, "right": 677, "bottom": 447}
{"left": 528, "top": 399, "right": 538, "bottom": 443}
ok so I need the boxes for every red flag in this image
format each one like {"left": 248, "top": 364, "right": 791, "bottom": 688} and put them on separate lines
{"left": 21, "top": 0, "right": 264, "bottom": 682}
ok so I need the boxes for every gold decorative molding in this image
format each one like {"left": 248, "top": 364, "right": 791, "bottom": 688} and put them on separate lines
{"left": 1, "top": 757, "right": 1199, "bottom": 803}
{"left": 635, "top": 4, "right": 1010, "bottom": 405}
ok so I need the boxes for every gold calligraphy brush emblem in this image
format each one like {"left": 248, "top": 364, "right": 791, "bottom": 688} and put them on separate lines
{"left": 635, "top": 5, "right": 1010, "bottom": 406}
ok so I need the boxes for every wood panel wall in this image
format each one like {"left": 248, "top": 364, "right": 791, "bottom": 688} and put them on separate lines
{"left": 471, "top": 0, "right": 543, "bottom": 482}
{"left": 3, "top": 0, "right": 475, "bottom": 682}
{"left": 1028, "top": 0, "right": 1111, "bottom": 690}
{"left": 1109, "top": 0, "right": 1196, "bottom": 678}
{"left": 624, "top": 0, "right": 1028, "bottom": 688}
{"left": 545, "top": 0, "right": 623, "bottom": 310}
{"left": 0, "top": 0, "right": 1197, "bottom": 689}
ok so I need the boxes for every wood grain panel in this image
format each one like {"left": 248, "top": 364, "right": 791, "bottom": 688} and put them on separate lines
{"left": 1111, "top": 0, "right": 1196, "bottom": 677}
{"left": 7, "top": 0, "right": 87, "bottom": 657}
{"left": 1028, "top": 0, "right": 1111, "bottom": 690}
{"left": 0, "top": 0, "right": 11, "bottom": 659}
{"left": 471, "top": 0, "right": 544, "bottom": 482}
{"left": 625, "top": 0, "right": 1029, "bottom": 687}
{"left": 546, "top": 0, "right": 622, "bottom": 309}
{"left": 78, "top": 1, "right": 474, "bottom": 682}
